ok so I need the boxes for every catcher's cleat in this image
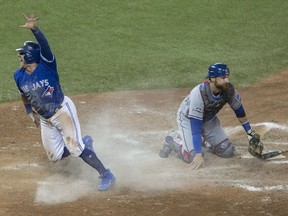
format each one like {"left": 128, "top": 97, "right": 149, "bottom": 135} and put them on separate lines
{"left": 97, "top": 169, "right": 116, "bottom": 191}
{"left": 164, "top": 136, "right": 178, "bottom": 152}
{"left": 159, "top": 144, "right": 173, "bottom": 158}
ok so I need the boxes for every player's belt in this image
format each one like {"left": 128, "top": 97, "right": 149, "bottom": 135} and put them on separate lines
{"left": 42, "top": 104, "right": 64, "bottom": 120}
{"left": 49, "top": 98, "right": 65, "bottom": 118}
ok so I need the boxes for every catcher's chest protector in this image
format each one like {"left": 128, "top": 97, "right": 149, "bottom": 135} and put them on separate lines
{"left": 200, "top": 82, "right": 235, "bottom": 113}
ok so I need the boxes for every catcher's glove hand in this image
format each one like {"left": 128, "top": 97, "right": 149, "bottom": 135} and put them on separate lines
{"left": 247, "top": 129, "right": 263, "bottom": 158}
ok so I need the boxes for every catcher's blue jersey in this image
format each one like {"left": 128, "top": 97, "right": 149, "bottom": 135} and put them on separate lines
{"left": 14, "top": 28, "right": 64, "bottom": 118}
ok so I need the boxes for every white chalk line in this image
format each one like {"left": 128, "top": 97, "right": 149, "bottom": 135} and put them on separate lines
{"left": 225, "top": 122, "right": 288, "bottom": 135}
{"left": 235, "top": 184, "right": 288, "bottom": 192}
{"left": 269, "top": 160, "right": 288, "bottom": 164}
{"left": 1, "top": 163, "right": 40, "bottom": 170}
{"left": 203, "top": 165, "right": 241, "bottom": 170}
{"left": 226, "top": 122, "right": 288, "bottom": 191}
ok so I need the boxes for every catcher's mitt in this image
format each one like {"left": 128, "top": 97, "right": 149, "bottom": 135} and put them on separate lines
{"left": 247, "top": 130, "right": 263, "bottom": 158}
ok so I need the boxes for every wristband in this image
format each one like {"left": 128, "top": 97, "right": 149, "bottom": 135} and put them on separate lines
{"left": 242, "top": 121, "right": 251, "bottom": 133}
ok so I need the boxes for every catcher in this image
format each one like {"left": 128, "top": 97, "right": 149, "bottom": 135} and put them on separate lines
{"left": 159, "top": 63, "right": 263, "bottom": 169}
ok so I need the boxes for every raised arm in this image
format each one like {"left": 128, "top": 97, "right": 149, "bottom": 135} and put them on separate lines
{"left": 20, "top": 14, "right": 54, "bottom": 61}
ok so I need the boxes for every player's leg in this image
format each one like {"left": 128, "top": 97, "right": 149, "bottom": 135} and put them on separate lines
{"left": 41, "top": 121, "right": 93, "bottom": 161}
{"left": 159, "top": 107, "right": 186, "bottom": 158}
{"left": 176, "top": 110, "right": 197, "bottom": 163}
{"left": 80, "top": 135, "right": 116, "bottom": 190}
{"left": 50, "top": 96, "right": 116, "bottom": 190}
{"left": 159, "top": 109, "right": 194, "bottom": 162}
{"left": 159, "top": 129, "right": 181, "bottom": 158}
{"left": 40, "top": 118, "right": 68, "bottom": 161}
{"left": 202, "top": 117, "right": 235, "bottom": 158}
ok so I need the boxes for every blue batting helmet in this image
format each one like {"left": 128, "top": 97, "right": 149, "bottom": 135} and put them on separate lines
{"left": 207, "top": 63, "right": 230, "bottom": 79}
{"left": 16, "top": 41, "right": 40, "bottom": 64}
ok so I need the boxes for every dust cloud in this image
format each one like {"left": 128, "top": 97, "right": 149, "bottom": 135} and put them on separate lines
{"left": 35, "top": 89, "right": 288, "bottom": 204}
{"left": 35, "top": 104, "right": 190, "bottom": 204}
{"left": 34, "top": 116, "right": 288, "bottom": 204}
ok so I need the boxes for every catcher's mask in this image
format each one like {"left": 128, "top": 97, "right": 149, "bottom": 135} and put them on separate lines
{"left": 16, "top": 41, "right": 40, "bottom": 64}
{"left": 206, "top": 63, "right": 230, "bottom": 79}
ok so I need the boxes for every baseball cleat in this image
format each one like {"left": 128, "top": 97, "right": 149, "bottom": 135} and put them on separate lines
{"left": 97, "top": 169, "right": 116, "bottom": 191}
{"left": 164, "top": 135, "right": 178, "bottom": 152}
{"left": 159, "top": 144, "right": 172, "bottom": 158}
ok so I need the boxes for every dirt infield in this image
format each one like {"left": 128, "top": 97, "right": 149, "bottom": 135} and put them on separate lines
{"left": 1, "top": 71, "right": 288, "bottom": 216}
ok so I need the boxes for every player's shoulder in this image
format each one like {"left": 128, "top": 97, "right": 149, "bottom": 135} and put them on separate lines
{"left": 199, "top": 81, "right": 209, "bottom": 89}
{"left": 13, "top": 67, "right": 25, "bottom": 78}
{"left": 189, "top": 83, "right": 203, "bottom": 98}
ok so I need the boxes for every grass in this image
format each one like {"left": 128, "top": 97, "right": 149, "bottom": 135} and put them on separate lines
{"left": 1, "top": 0, "right": 288, "bottom": 102}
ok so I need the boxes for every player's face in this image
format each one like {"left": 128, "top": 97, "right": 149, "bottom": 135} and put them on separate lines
{"left": 18, "top": 53, "right": 27, "bottom": 68}
{"left": 214, "top": 75, "right": 230, "bottom": 91}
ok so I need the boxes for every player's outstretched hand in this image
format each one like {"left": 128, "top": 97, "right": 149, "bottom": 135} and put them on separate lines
{"left": 189, "top": 153, "right": 204, "bottom": 170}
{"left": 19, "top": 13, "right": 39, "bottom": 30}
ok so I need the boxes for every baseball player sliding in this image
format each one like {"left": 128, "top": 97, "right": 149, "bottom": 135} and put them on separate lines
{"left": 159, "top": 63, "right": 263, "bottom": 169}
{"left": 13, "top": 14, "right": 116, "bottom": 191}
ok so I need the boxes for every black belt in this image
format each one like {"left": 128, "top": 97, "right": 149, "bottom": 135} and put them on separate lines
{"left": 42, "top": 105, "right": 63, "bottom": 120}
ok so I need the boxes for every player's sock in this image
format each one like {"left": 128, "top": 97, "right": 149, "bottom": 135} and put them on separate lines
{"left": 61, "top": 146, "right": 70, "bottom": 159}
{"left": 80, "top": 148, "right": 107, "bottom": 175}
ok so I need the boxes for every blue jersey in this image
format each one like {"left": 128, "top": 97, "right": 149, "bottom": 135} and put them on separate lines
{"left": 14, "top": 28, "right": 64, "bottom": 119}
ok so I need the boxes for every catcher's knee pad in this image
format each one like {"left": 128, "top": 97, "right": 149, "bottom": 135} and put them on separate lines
{"left": 213, "top": 139, "right": 235, "bottom": 158}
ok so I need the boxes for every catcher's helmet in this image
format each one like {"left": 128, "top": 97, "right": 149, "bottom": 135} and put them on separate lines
{"left": 207, "top": 63, "right": 230, "bottom": 79}
{"left": 16, "top": 41, "right": 40, "bottom": 64}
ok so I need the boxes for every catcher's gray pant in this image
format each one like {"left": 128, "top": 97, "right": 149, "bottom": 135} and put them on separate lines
{"left": 177, "top": 111, "right": 235, "bottom": 160}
